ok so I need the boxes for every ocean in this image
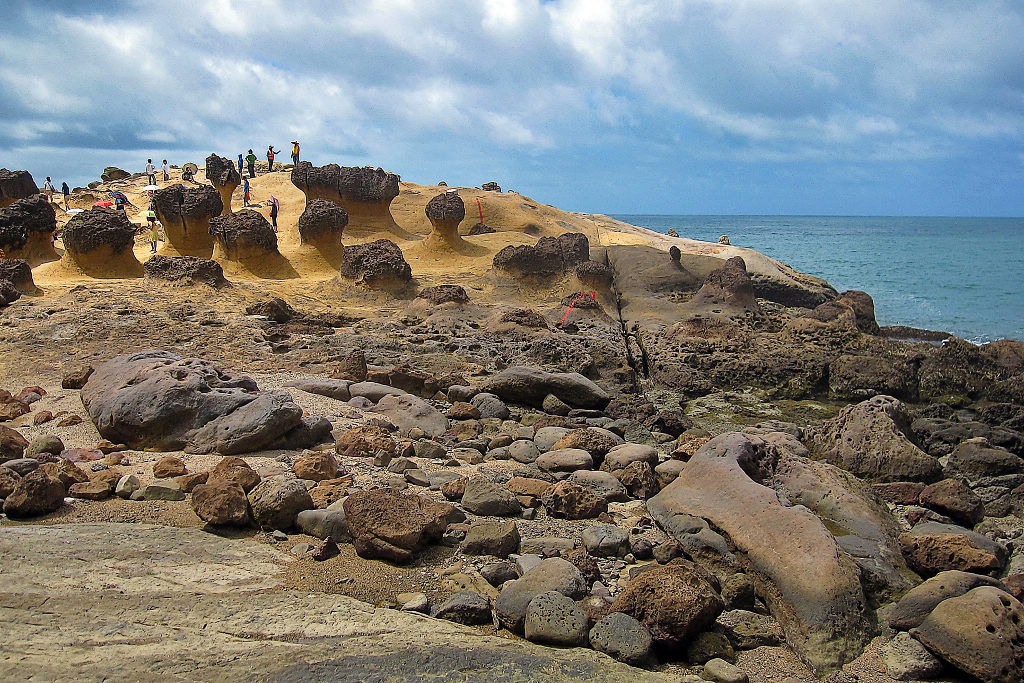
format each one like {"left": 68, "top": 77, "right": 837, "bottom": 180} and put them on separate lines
{"left": 610, "top": 215, "right": 1024, "bottom": 344}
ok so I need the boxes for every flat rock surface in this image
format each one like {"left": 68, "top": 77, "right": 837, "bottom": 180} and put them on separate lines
{"left": 0, "top": 522, "right": 668, "bottom": 681}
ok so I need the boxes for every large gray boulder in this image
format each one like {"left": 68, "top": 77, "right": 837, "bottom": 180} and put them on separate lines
{"left": 370, "top": 393, "right": 448, "bottom": 438}
{"left": 495, "top": 558, "right": 586, "bottom": 633}
{"left": 81, "top": 351, "right": 307, "bottom": 454}
{"left": 247, "top": 476, "right": 313, "bottom": 530}
{"left": 647, "top": 432, "right": 870, "bottom": 674}
{"left": 482, "top": 366, "right": 609, "bottom": 410}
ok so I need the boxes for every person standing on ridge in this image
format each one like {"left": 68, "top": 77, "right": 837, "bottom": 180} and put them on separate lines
{"left": 145, "top": 159, "right": 156, "bottom": 185}
{"left": 243, "top": 176, "right": 251, "bottom": 207}
{"left": 245, "top": 149, "right": 257, "bottom": 179}
{"left": 291, "top": 141, "right": 300, "bottom": 165}
{"left": 61, "top": 181, "right": 70, "bottom": 210}
{"left": 162, "top": 159, "right": 169, "bottom": 181}
{"left": 237, "top": 153, "right": 244, "bottom": 176}
{"left": 269, "top": 194, "right": 279, "bottom": 232}
{"left": 266, "top": 145, "right": 280, "bottom": 173}
{"left": 42, "top": 177, "right": 55, "bottom": 203}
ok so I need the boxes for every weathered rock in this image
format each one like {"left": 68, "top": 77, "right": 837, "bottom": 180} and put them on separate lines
{"left": 618, "top": 461, "right": 660, "bottom": 499}
{"left": 701, "top": 658, "right": 748, "bottom": 683}
{"left": 285, "top": 378, "right": 353, "bottom": 401}
{"left": 99, "top": 166, "right": 130, "bottom": 182}
{"left": 0, "top": 279, "right": 21, "bottom": 307}
{"left": 470, "top": 393, "right": 510, "bottom": 420}
{"left": 185, "top": 391, "right": 304, "bottom": 456}
{"left": 297, "top": 198, "right": 347, "bottom": 247}
{"left": 683, "top": 256, "right": 759, "bottom": 317}
{"left": 0, "top": 466, "right": 21, "bottom": 498}
{"left": 335, "top": 424, "right": 398, "bottom": 462}
{"left": 424, "top": 191, "right": 468, "bottom": 249}
{"left": 888, "top": 570, "right": 1004, "bottom": 630}
{"left": 0, "top": 259, "right": 37, "bottom": 294}
{"left": 151, "top": 184, "right": 222, "bottom": 256}
{"left": 552, "top": 428, "right": 623, "bottom": 461}
{"left": 114, "top": 474, "right": 140, "bottom": 498}
{"left": 495, "top": 558, "right": 587, "bottom": 632}
{"left": 62, "top": 207, "right": 142, "bottom": 277}
{"left": 462, "top": 477, "right": 523, "bottom": 517}
{"left": 919, "top": 478, "right": 984, "bottom": 526}
{"left": 541, "top": 480, "right": 607, "bottom": 519}
{"left": 508, "top": 440, "right": 540, "bottom": 464}
{"left": 61, "top": 366, "right": 94, "bottom": 390}
{"left": 569, "top": 470, "right": 628, "bottom": 503}
{"left": 0, "top": 425, "right": 29, "bottom": 462}
{"left": 609, "top": 562, "right": 724, "bottom": 646}
{"left": 418, "top": 284, "right": 469, "bottom": 305}
{"left": 291, "top": 163, "right": 400, "bottom": 231}
{"left": 191, "top": 482, "right": 251, "bottom": 527}
{"left": 144, "top": 479, "right": 186, "bottom": 501}
{"left": 371, "top": 393, "right": 448, "bottom": 438}
{"left": 493, "top": 232, "right": 590, "bottom": 278}
{"left": 945, "top": 437, "right": 1024, "bottom": 480}
{"left": 899, "top": 521, "right": 1007, "bottom": 576}
{"left": 589, "top": 612, "right": 653, "bottom": 665}
{"left": 143, "top": 255, "right": 229, "bottom": 287}
{"left": 581, "top": 524, "right": 629, "bottom": 557}
{"left": 293, "top": 451, "right": 339, "bottom": 482}
{"left": 0, "top": 195, "right": 58, "bottom": 266}
{"left": 207, "top": 456, "right": 261, "bottom": 492}
{"left": 209, "top": 209, "right": 279, "bottom": 260}
{"left": 524, "top": 591, "right": 589, "bottom": 647}
{"left": 0, "top": 168, "right": 38, "bottom": 207}
{"left": 152, "top": 456, "right": 186, "bottom": 479}
{"left": 247, "top": 475, "right": 313, "bottom": 530}
{"left": 482, "top": 366, "right": 610, "bottom": 410}
{"left": 67, "top": 479, "right": 112, "bottom": 500}
{"left": 343, "top": 488, "right": 455, "bottom": 563}
{"left": 2, "top": 468, "right": 65, "bottom": 517}
{"left": 715, "top": 609, "right": 784, "bottom": 650}
{"left": 205, "top": 154, "right": 240, "bottom": 215}
{"left": 910, "top": 586, "right": 1024, "bottom": 683}
{"left": 338, "top": 239, "right": 412, "bottom": 289}
{"left": 40, "top": 459, "right": 89, "bottom": 490}
{"left": 880, "top": 631, "right": 945, "bottom": 681}
{"left": 537, "top": 448, "right": 594, "bottom": 473}
{"left": 602, "top": 443, "right": 658, "bottom": 473}
{"left": 806, "top": 395, "right": 941, "bottom": 483}
{"left": 432, "top": 591, "right": 492, "bottom": 625}
{"left": 461, "top": 520, "right": 520, "bottom": 557}
{"left": 295, "top": 509, "right": 350, "bottom": 541}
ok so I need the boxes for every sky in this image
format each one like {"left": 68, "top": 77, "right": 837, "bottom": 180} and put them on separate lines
{"left": 1, "top": 0, "right": 1023, "bottom": 216}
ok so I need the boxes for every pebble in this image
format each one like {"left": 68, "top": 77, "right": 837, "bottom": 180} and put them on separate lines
{"left": 291, "top": 543, "right": 312, "bottom": 556}
{"left": 272, "top": 530, "right": 288, "bottom": 541}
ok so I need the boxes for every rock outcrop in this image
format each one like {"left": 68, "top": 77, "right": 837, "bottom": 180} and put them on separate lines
{"left": 0, "top": 169, "right": 38, "bottom": 208}
{"left": 61, "top": 208, "right": 142, "bottom": 277}
{"left": 338, "top": 238, "right": 412, "bottom": 290}
{"left": 297, "top": 198, "right": 347, "bottom": 253}
{"left": 151, "top": 184, "right": 222, "bottom": 257}
{"left": 80, "top": 350, "right": 308, "bottom": 454}
{"left": 205, "top": 154, "right": 240, "bottom": 215}
{"left": 209, "top": 210, "right": 281, "bottom": 262}
{"left": 482, "top": 366, "right": 610, "bottom": 409}
{"left": 0, "top": 196, "right": 59, "bottom": 266}
{"left": 291, "top": 163, "right": 401, "bottom": 232}
{"left": 424, "top": 190, "right": 468, "bottom": 249}
{"left": 100, "top": 166, "right": 130, "bottom": 183}
{"left": 493, "top": 232, "right": 590, "bottom": 278}
{"left": 143, "top": 255, "right": 229, "bottom": 287}
{"left": 0, "top": 259, "right": 38, "bottom": 294}
{"left": 678, "top": 256, "right": 760, "bottom": 319}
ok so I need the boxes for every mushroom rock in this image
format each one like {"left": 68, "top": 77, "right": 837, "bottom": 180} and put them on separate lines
{"left": 291, "top": 163, "right": 401, "bottom": 233}
{"left": 151, "top": 184, "right": 222, "bottom": 257}
{"left": 481, "top": 181, "right": 502, "bottom": 192}
{"left": 683, "top": 256, "right": 760, "bottom": 316}
{"left": 493, "top": 232, "right": 591, "bottom": 278}
{"left": 208, "top": 209, "right": 279, "bottom": 261}
{"left": 100, "top": 166, "right": 131, "bottom": 183}
{"left": 205, "top": 154, "right": 240, "bottom": 215}
{"left": 0, "top": 259, "right": 39, "bottom": 294}
{"left": 297, "top": 198, "right": 347, "bottom": 253}
{"left": 0, "top": 196, "right": 59, "bottom": 266}
{"left": 61, "top": 208, "right": 143, "bottom": 278}
{"left": 338, "top": 238, "right": 412, "bottom": 290}
{"left": 0, "top": 169, "right": 38, "bottom": 208}
{"left": 424, "top": 190, "right": 468, "bottom": 249}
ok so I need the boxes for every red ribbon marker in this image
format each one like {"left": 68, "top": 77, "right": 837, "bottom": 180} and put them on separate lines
{"left": 476, "top": 198, "right": 484, "bottom": 224}
{"left": 558, "top": 291, "right": 597, "bottom": 326}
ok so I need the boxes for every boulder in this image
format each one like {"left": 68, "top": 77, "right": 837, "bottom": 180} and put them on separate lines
{"left": 295, "top": 509, "right": 350, "bottom": 541}
{"left": 0, "top": 168, "right": 38, "bottom": 208}
{"left": 207, "top": 456, "right": 261, "bottom": 493}
{"left": 335, "top": 424, "right": 398, "bottom": 462}
{"left": 285, "top": 378, "right": 352, "bottom": 401}
{"left": 492, "top": 232, "right": 590, "bottom": 278}
{"left": 494, "top": 558, "right": 587, "bottom": 632}
{"left": 61, "top": 366, "right": 94, "bottom": 390}
{"left": 609, "top": 562, "right": 724, "bottom": 646}
{"left": 470, "top": 393, "right": 510, "bottom": 420}
{"left": 432, "top": 591, "right": 492, "bottom": 625}
{"left": 0, "top": 467, "right": 21, "bottom": 498}
{"left": 40, "top": 459, "right": 89, "bottom": 490}
{"left": 153, "top": 456, "right": 186, "bottom": 479}
{"left": 205, "top": 153, "right": 240, "bottom": 215}
{"left": 899, "top": 521, "right": 1007, "bottom": 576}
{"left": 537, "top": 448, "right": 593, "bottom": 473}
{"left": 209, "top": 209, "right": 279, "bottom": 261}
{"left": 910, "top": 586, "right": 1024, "bottom": 683}
{"left": 418, "top": 284, "right": 469, "bottom": 305}
{"left": 293, "top": 451, "right": 339, "bottom": 481}
{"left": 185, "top": 391, "right": 304, "bottom": 456}
{"left": 524, "top": 591, "right": 589, "bottom": 647}
{"left": 151, "top": 184, "right": 222, "bottom": 256}
{"left": 919, "top": 478, "right": 984, "bottom": 526}
{"left": 806, "top": 395, "right": 942, "bottom": 483}
{"left": 589, "top": 612, "right": 653, "bottom": 665}
{"left": 618, "top": 461, "right": 660, "bottom": 499}
{"left": 889, "top": 570, "right": 1004, "bottom": 630}
{"left": 424, "top": 190, "right": 468, "bottom": 249}
{"left": 99, "top": 166, "right": 130, "bottom": 183}
{"left": 569, "top": 470, "right": 628, "bottom": 503}
{"left": 541, "top": 480, "right": 607, "bottom": 519}
{"left": 343, "top": 488, "right": 455, "bottom": 563}
{"left": 2, "top": 468, "right": 65, "bottom": 518}
{"left": 534, "top": 426, "right": 571, "bottom": 452}
{"left": 945, "top": 437, "right": 1024, "bottom": 480}
{"left": 462, "top": 477, "right": 523, "bottom": 517}
{"left": 0, "top": 196, "right": 59, "bottom": 266}
{"left": 551, "top": 428, "right": 623, "bottom": 461}
{"left": 0, "top": 259, "right": 38, "bottom": 294}
{"left": 581, "top": 524, "right": 629, "bottom": 557}
{"left": 602, "top": 443, "right": 658, "bottom": 473}
{"left": 482, "top": 366, "right": 609, "bottom": 409}
{"left": 575, "top": 260, "right": 615, "bottom": 289}
{"left": 681, "top": 256, "right": 759, "bottom": 317}
{"left": 338, "top": 238, "right": 412, "bottom": 289}
{"left": 191, "top": 482, "right": 251, "bottom": 527}
{"left": 61, "top": 207, "right": 143, "bottom": 277}
{"left": 246, "top": 475, "right": 313, "bottom": 530}
{"left": 143, "top": 255, "right": 229, "bottom": 287}
{"left": 0, "top": 279, "right": 20, "bottom": 307}
{"left": 461, "top": 520, "right": 520, "bottom": 557}
{"left": 647, "top": 432, "right": 870, "bottom": 673}
{"left": 0, "top": 425, "right": 29, "bottom": 462}
{"left": 297, "top": 198, "right": 347, "bottom": 250}
{"left": 370, "top": 393, "right": 448, "bottom": 438}
{"left": 880, "top": 631, "right": 945, "bottom": 681}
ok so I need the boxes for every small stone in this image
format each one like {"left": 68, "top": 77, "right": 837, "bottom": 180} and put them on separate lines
{"left": 433, "top": 591, "right": 492, "bottom": 625}
{"left": 402, "top": 593, "right": 430, "bottom": 613}
{"left": 291, "top": 542, "right": 313, "bottom": 556}
{"left": 404, "top": 468, "right": 431, "bottom": 486}
{"left": 143, "top": 479, "right": 185, "bottom": 501}
{"left": 272, "top": 530, "right": 288, "bottom": 541}
{"left": 481, "top": 561, "right": 518, "bottom": 587}
{"left": 311, "top": 537, "right": 339, "bottom": 561}
{"left": 115, "top": 474, "right": 140, "bottom": 499}
{"left": 701, "top": 658, "right": 748, "bottom": 683}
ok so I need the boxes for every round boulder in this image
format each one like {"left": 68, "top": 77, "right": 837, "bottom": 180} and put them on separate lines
{"left": 524, "top": 591, "right": 589, "bottom": 647}
{"left": 338, "top": 238, "right": 412, "bottom": 290}
{"left": 61, "top": 208, "right": 142, "bottom": 277}
{"left": 424, "top": 191, "right": 467, "bottom": 249}
{"left": 609, "top": 562, "right": 725, "bottom": 645}
{"left": 0, "top": 195, "right": 59, "bottom": 266}
{"left": 191, "top": 481, "right": 251, "bottom": 527}
{"left": 151, "top": 184, "right": 222, "bottom": 257}
{"left": 589, "top": 612, "right": 653, "bottom": 665}
{"left": 246, "top": 475, "right": 314, "bottom": 530}
{"left": 297, "top": 198, "right": 347, "bottom": 250}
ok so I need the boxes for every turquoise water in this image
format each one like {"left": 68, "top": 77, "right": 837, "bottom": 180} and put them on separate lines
{"left": 611, "top": 215, "right": 1024, "bottom": 343}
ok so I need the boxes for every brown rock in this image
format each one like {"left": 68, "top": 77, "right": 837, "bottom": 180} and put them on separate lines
{"left": 32, "top": 411, "right": 53, "bottom": 425}
{"left": 446, "top": 402, "right": 481, "bottom": 420}
{"left": 562, "top": 548, "right": 601, "bottom": 585}
{"left": 610, "top": 562, "right": 724, "bottom": 645}
{"left": 311, "top": 537, "right": 339, "bottom": 561}
{"left": 343, "top": 488, "right": 456, "bottom": 563}
{"left": 618, "top": 461, "right": 660, "bottom": 499}
{"left": 1, "top": 424, "right": 29, "bottom": 461}
{"left": 2, "top": 469, "right": 65, "bottom": 517}
{"left": 153, "top": 456, "right": 187, "bottom": 479}
{"left": 175, "top": 471, "right": 210, "bottom": 492}
{"left": 335, "top": 425, "right": 397, "bottom": 462}
{"left": 440, "top": 477, "right": 467, "bottom": 501}
{"left": 206, "top": 456, "right": 261, "bottom": 493}
{"left": 552, "top": 428, "right": 622, "bottom": 460}
{"left": 40, "top": 459, "right": 89, "bottom": 491}
{"left": 68, "top": 480, "right": 112, "bottom": 500}
{"left": 872, "top": 481, "right": 926, "bottom": 505}
{"left": 293, "top": 451, "right": 339, "bottom": 481}
{"left": 541, "top": 480, "right": 608, "bottom": 519}
{"left": 919, "top": 478, "right": 985, "bottom": 527}
{"left": 506, "top": 477, "right": 553, "bottom": 498}
{"left": 899, "top": 522, "right": 1007, "bottom": 576}
{"left": 0, "top": 467, "right": 22, "bottom": 497}
{"left": 309, "top": 482, "right": 347, "bottom": 509}
{"left": 61, "top": 366, "right": 95, "bottom": 389}
{"left": 191, "top": 481, "right": 251, "bottom": 527}
{"left": 0, "top": 398, "right": 30, "bottom": 422}
{"left": 89, "top": 468, "right": 122, "bottom": 490}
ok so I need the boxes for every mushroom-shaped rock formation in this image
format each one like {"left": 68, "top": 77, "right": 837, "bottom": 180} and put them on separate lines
{"left": 291, "top": 163, "right": 402, "bottom": 233}
{"left": 0, "top": 169, "right": 38, "bottom": 208}
{"left": 0, "top": 279, "right": 20, "bottom": 307}
{"left": 100, "top": 166, "right": 131, "bottom": 183}
{"left": 0, "top": 196, "right": 58, "bottom": 266}
{"left": 338, "top": 238, "right": 412, "bottom": 290}
{"left": 151, "top": 184, "right": 222, "bottom": 257}
{"left": 297, "top": 198, "right": 347, "bottom": 254}
{"left": 143, "top": 255, "right": 229, "bottom": 287}
{"left": 683, "top": 256, "right": 760, "bottom": 316}
{"left": 424, "top": 190, "right": 466, "bottom": 247}
{"left": 481, "top": 181, "right": 502, "bottom": 192}
{"left": 0, "top": 259, "right": 39, "bottom": 294}
{"left": 493, "top": 232, "right": 591, "bottom": 278}
{"left": 205, "top": 154, "right": 241, "bottom": 215}
{"left": 209, "top": 209, "right": 279, "bottom": 261}
{"left": 61, "top": 208, "right": 143, "bottom": 278}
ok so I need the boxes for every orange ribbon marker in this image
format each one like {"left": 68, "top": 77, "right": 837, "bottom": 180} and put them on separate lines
{"left": 558, "top": 291, "right": 597, "bottom": 327}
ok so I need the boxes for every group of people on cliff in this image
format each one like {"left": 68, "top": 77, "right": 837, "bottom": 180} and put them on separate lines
{"left": 239, "top": 141, "right": 299, "bottom": 179}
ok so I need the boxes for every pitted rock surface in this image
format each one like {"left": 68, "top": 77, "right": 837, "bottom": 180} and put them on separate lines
{"left": 209, "top": 209, "right": 279, "bottom": 254}
{"left": 0, "top": 168, "right": 38, "bottom": 207}
{"left": 0, "top": 196, "right": 56, "bottom": 254}
{"left": 338, "top": 238, "right": 412, "bottom": 287}
{"left": 297, "top": 198, "right": 348, "bottom": 243}
{"left": 143, "top": 255, "right": 229, "bottom": 287}
{"left": 493, "top": 232, "right": 591, "bottom": 277}
{"left": 62, "top": 207, "right": 136, "bottom": 254}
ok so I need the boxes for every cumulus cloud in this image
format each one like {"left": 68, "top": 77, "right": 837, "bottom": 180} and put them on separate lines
{"left": 0, "top": 0, "right": 1021, "bottom": 214}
